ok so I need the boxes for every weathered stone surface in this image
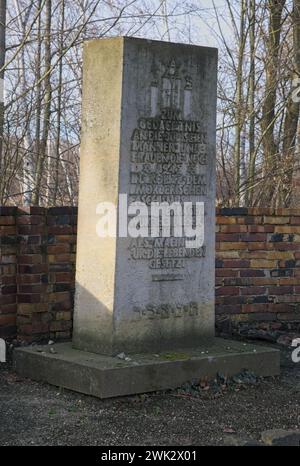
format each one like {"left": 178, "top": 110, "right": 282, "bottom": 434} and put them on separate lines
{"left": 261, "top": 429, "right": 300, "bottom": 446}
{"left": 73, "top": 37, "right": 218, "bottom": 355}
{"left": 14, "top": 339, "right": 280, "bottom": 399}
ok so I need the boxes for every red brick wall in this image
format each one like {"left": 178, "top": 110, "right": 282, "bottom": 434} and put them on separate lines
{"left": 1, "top": 207, "right": 300, "bottom": 342}
{"left": 0, "top": 207, "right": 76, "bottom": 342}
{"left": 216, "top": 207, "right": 300, "bottom": 336}
{"left": 0, "top": 207, "right": 18, "bottom": 339}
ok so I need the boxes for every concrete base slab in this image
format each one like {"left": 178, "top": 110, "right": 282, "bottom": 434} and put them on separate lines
{"left": 13, "top": 339, "right": 280, "bottom": 399}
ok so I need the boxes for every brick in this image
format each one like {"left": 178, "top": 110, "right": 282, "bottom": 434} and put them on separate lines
{"left": 48, "top": 291, "right": 70, "bottom": 303}
{"left": 290, "top": 217, "right": 300, "bottom": 225}
{"left": 0, "top": 235, "right": 17, "bottom": 245}
{"left": 54, "top": 272, "right": 74, "bottom": 282}
{"left": 275, "top": 243, "right": 299, "bottom": 250}
{"left": 18, "top": 303, "right": 48, "bottom": 315}
{"left": 223, "top": 278, "right": 251, "bottom": 286}
{"left": 267, "top": 251, "right": 294, "bottom": 260}
{"left": 219, "top": 225, "right": 247, "bottom": 233}
{"left": 18, "top": 284, "right": 48, "bottom": 294}
{"left": 216, "top": 286, "right": 239, "bottom": 296}
{"left": 239, "top": 233, "right": 267, "bottom": 242}
{"left": 48, "top": 225, "right": 73, "bottom": 235}
{"left": 271, "top": 269, "right": 293, "bottom": 278}
{"left": 240, "top": 269, "right": 266, "bottom": 277}
{"left": 31, "top": 322, "right": 49, "bottom": 334}
{"left": 53, "top": 331, "right": 72, "bottom": 339}
{"left": 222, "top": 260, "right": 250, "bottom": 268}
{"left": 247, "top": 225, "right": 274, "bottom": 233}
{"left": 252, "top": 278, "right": 279, "bottom": 286}
{"left": 247, "top": 242, "right": 268, "bottom": 250}
{"left": 275, "top": 226, "right": 300, "bottom": 234}
{"left": 243, "top": 312, "right": 277, "bottom": 321}
{"left": 51, "top": 300, "right": 72, "bottom": 311}
{"left": 250, "top": 260, "right": 277, "bottom": 268}
{"left": 18, "top": 206, "right": 46, "bottom": 216}
{"left": 50, "top": 320, "right": 72, "bottom": 332}
{"left": 240, "top": 287, "right": 266, "bottom": 295}
{"left": 0, "top": 295, "right": 16, "bottom": 305}
{"left": 53, "top": 283, "right": 73, "bottom": 292}
{"left": 216, "top": 296, "right": 248, "bottom": 305}
{"left": 219, "top": 242, "right": 247, "bottom": 251}
{"left": 56, "top": 311, "right": 71, "bottom": 321}
{"left": 247, "top": 208, "right": 273, "bottom": 215}
{"left": 1, "top": 285, "right": 17, "bottom": 295}
{"left": 0, "top": 264, "right": 16, "bottom": 275}
{"left": 18, "top": 264, "right": 48, "bottom": 274}
{"left": 1, "top": 245, "right": 17, "bottom": 255}
{"left": 237, "top": 216, "right": 262, "bottom": 225}
{"left": 18, "top": 235, "right": 40, "bottom": 246}
{"left": 18, "top": 225, "right": 45, "bottom": 235}
{"left": 48, "top": 253, "right": 75, "bottom": 263}
{"left": 0, "top": 216, "right": 15, "bottom": 225}
{"left": 17, "top": 215, "right": 45, "bottom": 225}
{"left": 220, "top": 208, "right": 248, "bottom": 216}
{"left": 47, "top": 215, "right": 73, "bottom": 226}
{"left": 268, "top": 286, "right": 294, "bottom": 295}
{"left": 240, "top": 251, "right": 267, "bottom": 260}
{"left": 275, "top": 208, "right": 300, "bottom": 216}
{"left": 215, "top": 269, "right": 239, "bottom": 277}
{"left": 276, "top": 295, "right": 300, "bottom": 303}
{"left": 0, "top": 303, "right": 17, "bottom": 314}
{"left": 263, "top": 216, "right": 290, "bottom": 225}
{"left": 0, "top": 255, "right": 16, "bottom": 264}
{"left": 0, "top": 207, "right": 17, "bottom": 216}
{"left": 47, "top": 244, "right": 71, "bottom": 254}
{"left": 48, "top": 264, "right": 73, "bottom": 273}
{"left": 47, "top": 207, "right": 77, "bottom": 216}
{"left": 0, "top": 226, "right": 15, "bottom": 234}
{"left": 1, "top": 275, "right": 16, "bottom": 285}
{"left": 252, "top": 296, "right": 270, "bottom": 304}
{"left": 216, "top": 233, "right": 240, "bottom": 242}
{"left": 216, "top": 216, "right": 236, "bottom": 225}
{"left": 277, "top": 313, "right": 300, "bottom": 321}
{"left": 17, "top": 294, "right": 41, "bottom": 304}
{"left": 0, "top": 315, "right": 16, "bottom": 326}
{"left": 279, "top": 277, "right": 300, "bottom": 285}
{"left": 241, "top": 304, "right": 281, "bottom": 313}
{"left": 215, "top": 304, "right": 243, "bottom": 314}
{"left": 55, "top": 235, "right": 77, "bottom": 243}
{"left": 18, "top": 255, "right": 43, "bottom": 265}
{"left": 217, "top": 251, "right": 240, "bottom": 259}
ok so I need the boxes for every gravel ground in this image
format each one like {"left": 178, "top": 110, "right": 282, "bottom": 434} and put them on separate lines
{"left": 0, "top": 342, "right": 299, "bottom": 446}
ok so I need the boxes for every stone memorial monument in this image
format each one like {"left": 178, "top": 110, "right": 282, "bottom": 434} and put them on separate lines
{"left": 14, "top": 37, "right": 279, "bottom": 399}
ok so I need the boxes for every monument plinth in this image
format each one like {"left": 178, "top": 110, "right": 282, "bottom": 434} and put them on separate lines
{"left": 14, "top": 37, "right": 280, "bottom": 399}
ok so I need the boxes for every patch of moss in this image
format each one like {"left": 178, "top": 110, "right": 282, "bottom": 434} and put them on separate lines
{"left": 159, "top": 352, "right": 190, "bottom": 361}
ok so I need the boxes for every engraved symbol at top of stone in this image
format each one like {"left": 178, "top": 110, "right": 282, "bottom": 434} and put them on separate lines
{"left": 162, "top": 59, "right": 181, "bottom": 111}
{"left": 150, "top": 59, "right": 193, "bottom": 119}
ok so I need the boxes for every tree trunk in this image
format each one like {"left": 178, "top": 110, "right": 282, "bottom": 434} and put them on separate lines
{"left": 281, "top": 0, "right": 300, "bottom": 206}
{"left": 261, "top": 0, "right": 286, "bottom": 204}
{"left": 32, "top": 0, "right": 52, "bottom": 206}
{"left": 0, "top": 0, "right": 6, "bottom": 203}
{"left": 247, "top": 0, "right": 257, "bottom": 206}
{"left": 234, "top": 0, "right": 247, "bottom": 206}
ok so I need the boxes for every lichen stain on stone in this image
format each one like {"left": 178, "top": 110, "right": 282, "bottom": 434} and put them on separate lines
{"left": 159, "top": 352, "right": 191, "bottom": 361}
